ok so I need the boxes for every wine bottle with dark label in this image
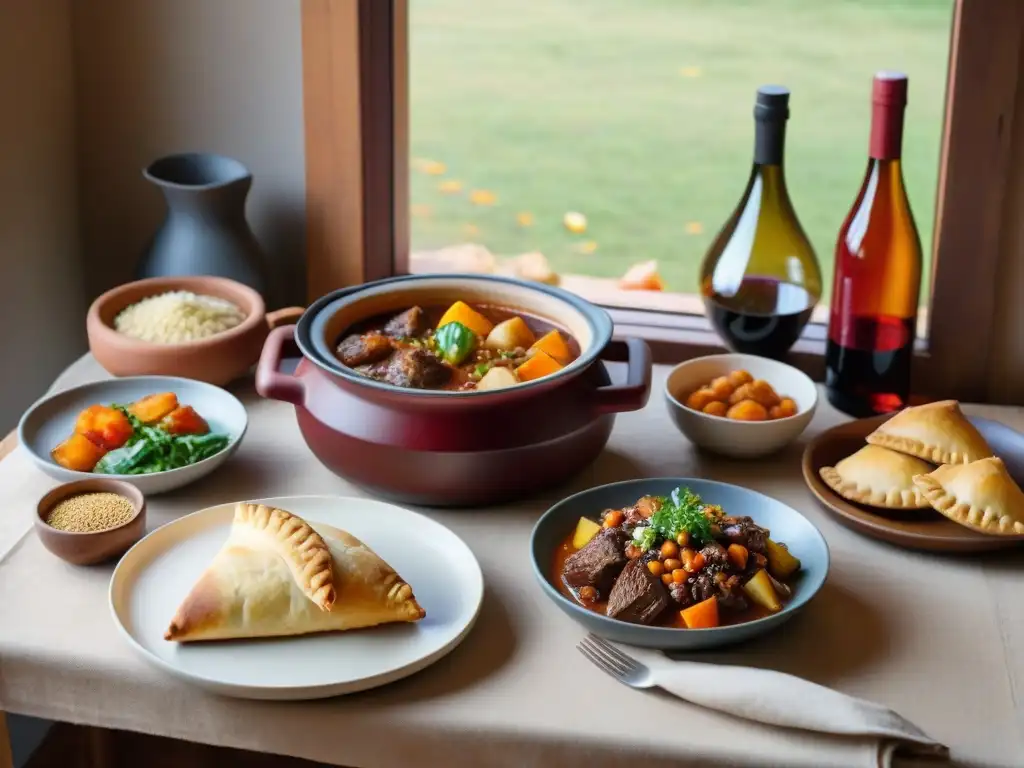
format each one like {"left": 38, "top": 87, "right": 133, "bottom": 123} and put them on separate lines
{"left": 825, "top": 72, "right": 922, "bottom": 417}
{"left": 700, "top": 85, "right": 822, "bottom": 359}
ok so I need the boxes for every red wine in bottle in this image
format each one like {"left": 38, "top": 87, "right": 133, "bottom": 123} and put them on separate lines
{"left": 825, "top": 72, "right": 922, "bottom": 417}
{"left": 700, "top": 86, "right": 822, "bottom": 359}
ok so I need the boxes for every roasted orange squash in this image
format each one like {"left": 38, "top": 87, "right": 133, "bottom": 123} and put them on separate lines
{"left": 436, "top": 301, "right": 494, "bottom": 337}
{"left": 680, "top": 596, "right": 719, "bottom": 629}
{"left": 51, "top": 432, "right": 108, "bottom": 472}
{"left": 516, "top": 350, "right": 563, "bottom": 382}
{"left": 128, "top": 392, "right": 179, "bottom": 424}
{"left": 161, "top": 405, "right": 209, "bottom": 435}
{"left": 73, "top": 405, "right": 134, "bottom": 450}
{"left": 529, "top": 330, "right": 572, "bottom": 364}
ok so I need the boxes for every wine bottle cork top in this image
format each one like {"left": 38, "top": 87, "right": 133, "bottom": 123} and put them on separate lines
{"left": 873, "top": 71, "right": 908, "bottom": 105}
{"left": 754, "top": 85, "right": 790, "bottom": 121}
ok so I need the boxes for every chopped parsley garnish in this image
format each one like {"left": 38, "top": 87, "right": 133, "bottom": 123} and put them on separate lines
{"left": 648, "top": 486, "right": 715, "bottom": 545}
{"left": 475, "top": 362, "right": 492, "bottom": 376}
{"left": 632, "top": 525, "right": 657, "bottom": 551}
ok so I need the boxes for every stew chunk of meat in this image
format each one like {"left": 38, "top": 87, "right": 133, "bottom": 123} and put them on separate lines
{"left": 368, "top": 348, "right": 451, "bottom": 389}
{"left": 719, "top": 516, "right": 768, "bottom": 554}
{"left": 336, "top": 332, "right": 393, "bottom": 367}
{"left": 606, "top": 559, "right": 670, "bottom": 625}
{"left": 563, "top": 527, "right": 629, "bottom": 594}
{"left": 383, "top": 306, "right": 426, "bottom": 338}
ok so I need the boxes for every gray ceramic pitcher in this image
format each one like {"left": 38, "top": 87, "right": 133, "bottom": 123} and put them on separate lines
{"left": 136, "top": 152, "right": 268, "bottom": 295}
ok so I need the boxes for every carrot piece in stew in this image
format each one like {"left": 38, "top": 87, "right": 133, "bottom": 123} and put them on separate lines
{"left": 727, "top": 543, "right": 749, "bottom": 570}
{"left": 128, "top": 392, "right": 179, "bottom": 424}
{"left": 680, "top": 596, "right": 719, "bottom": 629}
{"left": 516, "top": 350, "right": 563, "bottom": 382}
{"left": 51, "top": 432, "right": 108, "bottom": 472}
{"left": 529, "top": 330, "right": 572, "bottom": 364}
{"left": 74, "top": 405, "right": 134, "bottom": 450}
{"left": 437, "top": 301, "right": 494, "bottom": 337}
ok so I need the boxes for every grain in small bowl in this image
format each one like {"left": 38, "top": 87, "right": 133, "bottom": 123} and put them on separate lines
{"left": 35, "top": 479, "right": 146, "bottom": 565}
{"left": 664, "top": 353, "right": 817, "bottom": 459}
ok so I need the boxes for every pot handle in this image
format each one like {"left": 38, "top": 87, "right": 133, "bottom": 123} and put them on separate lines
{"left": 256, "top": 325, "right": 305, "bottom": 406}
{"left": 266, "top": 306, "right": 305, "bottom": 330}
{"left": 593, "top": 337, "right": 652, "bottom": 414}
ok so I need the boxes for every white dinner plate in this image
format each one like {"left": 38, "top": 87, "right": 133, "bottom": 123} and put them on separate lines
{"left": 109, "top": 495, "right": 484, "bottom": 700}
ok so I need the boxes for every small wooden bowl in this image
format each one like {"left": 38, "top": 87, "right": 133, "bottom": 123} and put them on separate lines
{"left": 87, "top": 275, "right": 303, "bottom": 386}
{"left": 35, "top": 479, "right": 146, "bottom": 565}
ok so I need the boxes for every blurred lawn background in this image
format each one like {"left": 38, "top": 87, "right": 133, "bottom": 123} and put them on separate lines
{"left": 409, "top": 0, "right": 954, "bottom": 302}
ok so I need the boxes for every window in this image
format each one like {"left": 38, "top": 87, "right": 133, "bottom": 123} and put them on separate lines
{"left": 300, "top": 0, "right": 1024, "bottom": 402}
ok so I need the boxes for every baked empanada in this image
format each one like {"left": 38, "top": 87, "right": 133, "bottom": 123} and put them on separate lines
{"left": 865, "top": 400, "right": 993, "bottom": 465}
{"left": 819, "top": 444, "right": 933, "bottom": 509}
{"left": 913, "top": 457, "right": 1024, "bottom": 535}
{"left": 166, "top": 503, "right": 425, "bottom": 642}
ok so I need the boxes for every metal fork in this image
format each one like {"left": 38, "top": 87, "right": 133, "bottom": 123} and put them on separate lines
{"left": 577, "top": 633, "right": 656, "bottom": 689}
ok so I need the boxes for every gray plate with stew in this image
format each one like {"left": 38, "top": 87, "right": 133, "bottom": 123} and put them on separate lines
{"left": 530, "top": 478, "right": 829, "bottom": 650}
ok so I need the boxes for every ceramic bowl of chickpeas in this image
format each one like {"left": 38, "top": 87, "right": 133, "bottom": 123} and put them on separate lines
{"left": 664, "top": 353, "right": 818, "bottom": 458}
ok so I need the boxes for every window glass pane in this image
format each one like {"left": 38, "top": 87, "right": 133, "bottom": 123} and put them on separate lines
{"left": 409, "top": 0, "right": 953, "bottom": 316}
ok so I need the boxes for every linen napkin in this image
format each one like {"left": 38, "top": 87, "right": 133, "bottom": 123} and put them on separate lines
{"left": 614, "top": 642, "right": 949, "bottom": 767}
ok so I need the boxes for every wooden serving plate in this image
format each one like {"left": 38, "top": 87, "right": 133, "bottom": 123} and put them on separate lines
{"left": 802, "top": 413, "right": 1024, "bottom": 553}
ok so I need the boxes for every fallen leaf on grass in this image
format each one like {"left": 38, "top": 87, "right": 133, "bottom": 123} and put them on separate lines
{"left": 563, "top": 211, "right": 587, "bottom": 234}
{"left": 517, "top": 212, "right": 534, "bottom": 227}
{"left": 411, "top": 204, "right": 432, "bottom": 218}
{"left": 463, "top": 223, "right": 480, "bottom": 237}
{"left": 438, "top": 180, "right": 463, "bottom": 194}
{"left": 685, "top": 221, "right": 704, "bottom": 235}
{"left": 420, "top": 160, "right": 447, "bottom": 175}
{"left": 576, "top": 240, "right": 599, "bottom": 254}
{"left": 679, "top": 66, "right": 702, "bottom": 78}
{"left": 469, "top": 189, "right": 497, "bottom": 206}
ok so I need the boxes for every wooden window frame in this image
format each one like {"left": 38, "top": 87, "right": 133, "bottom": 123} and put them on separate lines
{"left": 301, "top": 0, "right": 1024, "bottom": 403}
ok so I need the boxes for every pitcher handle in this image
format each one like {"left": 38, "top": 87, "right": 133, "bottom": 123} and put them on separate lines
{"left": 593, "top": 337, "right": 652, "bottom": 414}
{"left": 265, "top": 306, "right": 305, "bottom": 330}
{"left": 256, "top": 325, "right": 305, "bottom": 406}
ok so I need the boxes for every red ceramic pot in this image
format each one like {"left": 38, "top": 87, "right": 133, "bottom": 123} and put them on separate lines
{"left": 255, "top": 275, "right": 652, "bottom": 506}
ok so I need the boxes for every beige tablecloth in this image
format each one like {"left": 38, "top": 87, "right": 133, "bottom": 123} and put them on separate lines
{"left": 1, "top": 355, "right": 1022, "bottom": 768}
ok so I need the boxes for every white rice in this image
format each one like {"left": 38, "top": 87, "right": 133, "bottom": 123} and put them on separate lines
{"left": 114, "top": 290, "right": 247, "bottom": 344}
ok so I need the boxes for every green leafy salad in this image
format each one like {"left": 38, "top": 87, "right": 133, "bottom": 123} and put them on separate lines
{"left": 94, "top": 407, "right": 229, "bottom": 475}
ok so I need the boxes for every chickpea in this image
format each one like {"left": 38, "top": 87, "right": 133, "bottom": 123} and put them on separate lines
{"left": 708, "top": 376, "right": 734, "bottom": 401}
{"left": 578, "top": 586, "right": 598, "bottom": 602}
{"left": 685, "top": 388, "right": 718, "bottom": 412}
{"left": 727, "top": 369, "right": 753, "bottom": 388}
{"left": 603, "top": 509, "right": 626, "bottom": 528}
{"left": 680, "top": 547, "right": 696, "bottom": 570}
{"left": 769, "top": 397, "right": 798, "bottom": 420}
{"left": 671, "top": 568, "right": 687, "bottom": 584}
{"left": 660, "top": 540, "right": 679, "bottom": 559}
{"left": 647, "top": 560, "right": 665, "bottom": 577}
{"left": 661, "top": 573, "right": 674, "bottom": 586}
{"left": 625, "top": 544, "right": 642, "bottom": 560}
{"left": 702, "top": 400, "right": 728, "bottom": 418}
{"left": 663, "top": 558, "right": 682, "bottom": 572}
{"left": 676, "top": 531, "right": 690, "bottom": 547}
{"left": 727, "top": 399, "right": 769, "bottom": 421}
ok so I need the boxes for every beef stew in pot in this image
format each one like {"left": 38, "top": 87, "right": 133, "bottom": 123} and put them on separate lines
{"left": 551, "top": 487, "right": 802, "bottom": 629}
{"left": 335, "top": 300, "right": 580, "bottom": 391}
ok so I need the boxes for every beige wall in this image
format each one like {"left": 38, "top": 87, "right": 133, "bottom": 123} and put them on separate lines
{"left": 0, "top": 0, "right": 88, "bottom": 432}
{"left": 72, "top": 0, "right": 307, "bottom": 309}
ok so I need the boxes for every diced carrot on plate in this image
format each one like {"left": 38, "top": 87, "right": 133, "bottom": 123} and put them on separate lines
{"left": 128, "top": 392, "right": 179, "bottom": 424}
{"left": 161, "top": 405, "right": 210, "bottom": 435}
{"left": 51, "top": 432, "right": 108, "bottom": 472}
{"left": 73, "top": 405, "right": 134, "bottom": 450}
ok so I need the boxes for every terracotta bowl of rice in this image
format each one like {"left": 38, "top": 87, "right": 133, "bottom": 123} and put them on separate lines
{"left": 87, "top": 276, "right": 303, "bottom": 386}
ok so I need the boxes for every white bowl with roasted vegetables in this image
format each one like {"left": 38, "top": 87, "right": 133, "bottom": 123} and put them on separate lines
{"left": 18, "top": 376, "right": 247, "bottom": 495}
{"left": 531, "top": 478, "right": 829, "bottom": 650}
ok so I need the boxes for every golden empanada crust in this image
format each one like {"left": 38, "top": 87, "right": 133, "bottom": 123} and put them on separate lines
{"left": 820, "top": 444, "right": 933, "bottom": 509}
{"left": 913, "top": 457, "right": 1024, "bottom": 536}
{"left": 165, "top": 504, "right": 424, "bottom": 642}
{"left": 866, "top": 400, "right": 993, "bottom": 466}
